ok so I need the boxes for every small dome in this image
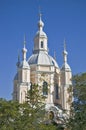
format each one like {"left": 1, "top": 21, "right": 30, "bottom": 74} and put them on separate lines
{"left": 35, "top": 15, "right": 47, "bottom": 39}
{"left": 35, "top": 30, "right": 47, "bottom": 38}
{"left": 20, "top": 61, "right": 30, "bottom": 69}
{"left": 61, "top": 63, "right": 71, "bottom": 71}
{"left": 22, "top": 47, "right": 27, "bottom": 53}
{"left": 63, "top": 50, "right": 68, "bottom": 55}
{"left": 28, "top": 51, "right": 59, "bottom": 68}
{"left": 38, "top": 19, "right": 44, "bottom": 28}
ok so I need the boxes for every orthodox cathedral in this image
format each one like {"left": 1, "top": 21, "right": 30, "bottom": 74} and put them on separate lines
{"left": 13, "top": 14, "right": 72, "bottom": 120}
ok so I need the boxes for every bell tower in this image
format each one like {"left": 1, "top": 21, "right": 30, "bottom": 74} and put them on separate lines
{"left": 60, "top": 40, "right": 72, "bottom": 111}
{"left": 33, "top": 13, "right": 48, "bottom": 54}
{"left": 13, "top": 36, "right": 30, "bottom": 103}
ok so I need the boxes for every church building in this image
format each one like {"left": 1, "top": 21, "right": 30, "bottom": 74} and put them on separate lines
{"left": 13, "top": 14, "right": 72, "bottom": 119}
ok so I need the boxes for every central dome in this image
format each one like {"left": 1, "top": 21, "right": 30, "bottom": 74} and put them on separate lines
{"left": 28, "top": 51, "right": 59, "bottom": 68}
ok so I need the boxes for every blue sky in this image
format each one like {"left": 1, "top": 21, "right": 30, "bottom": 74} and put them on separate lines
{"left": 0, "top": 0, "right": 86, "bottom": 100}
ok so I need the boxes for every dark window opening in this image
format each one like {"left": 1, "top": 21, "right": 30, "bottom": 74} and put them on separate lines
{"left": 43, "top": 81, "right": 48, "bottom": 95}
{"left": 41, "top": 41, "right": 43, "bottom": 48}
{"left": 56, "top": 84, "right": 59, "bottom": 99}
{"left": 30, "top": 82, "right": 32, "bottom": 91}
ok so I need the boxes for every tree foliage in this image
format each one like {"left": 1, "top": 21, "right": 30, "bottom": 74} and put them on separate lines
{"left": 0, "top": 98, "right": 21, "bottom": 130}
{"left": 0, "top": 84, "right": 60, "bottom": 130}
{"left": 67, "top": 73, "right": 86, "bottom": 130}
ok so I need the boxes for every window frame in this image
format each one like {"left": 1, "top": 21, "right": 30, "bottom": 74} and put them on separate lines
{"left": 43, "top": 81, "right": 48, "bottom": 96}
{"left": 41, "top": 41, "right": 44, "bottom": 48}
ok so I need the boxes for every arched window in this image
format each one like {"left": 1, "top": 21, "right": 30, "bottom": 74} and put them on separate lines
{"left": 43, "top": 81, "right": 48, "bottom": 95}
{"left": 55, "top": 84, "right": 59, "bottom": 99}
{"left": 49, "top": 111, "right": 54, "bottom": 120}
{"left": 30, "top": 82, "right": 32, "bottom": 91}
{"left": 41, "top": 41, "right": 43, "bottom": 48}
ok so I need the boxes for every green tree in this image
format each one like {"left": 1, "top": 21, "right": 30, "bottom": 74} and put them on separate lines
{"left": 67, "top": 73, "right": 86, "bottom": 130}
{"left": 0, "top": 84, "right": 63, "bottom": 130}
{"left": 23, "top": 83, "right": 58, "bottom": 130}
{"left": 0, "top": 98, "right": 21, "bottom": 130}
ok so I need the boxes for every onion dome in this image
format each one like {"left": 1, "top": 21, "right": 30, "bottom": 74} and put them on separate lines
{"left": 61, "top": 40, "right": 71, "bottom": 71}
{"left": 35, "top": 13, "right": 47, "bottom": 38}
{"left": 20, "top": 35, "right": 30, "bottom": 69}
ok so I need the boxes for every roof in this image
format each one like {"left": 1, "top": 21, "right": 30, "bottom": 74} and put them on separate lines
{"left": 35, "top": 30, "right": 47, "bottom": 38}
{"left": 19, "top": 61, "right": 30, "bottom": 69}
{"left": 61, "top": 63, "right": 71, "bottom": 71}
{"left": 28, "top": 51, "right": 59, "bottom": 68}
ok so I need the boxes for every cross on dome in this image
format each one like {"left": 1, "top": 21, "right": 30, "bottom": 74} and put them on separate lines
{"left": 22, "top": 35, "right": 27, "bottom": 61}
{"left": 38, "top": 12, "right": 44, "bottom": 31}
{"left": 63, "top": 39, "right": 68, "bottom": 63}
{"left": 63, "top": 39, "right": 68, "bottom": 55}
{"left": 64, "top": 39, "right": 66, "bottom": 51}
{"left": 39, "top": 12, "right": 42, "bottom": 20}
{"left": 24, "top": 34, "right": 26, "bottom": 49}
